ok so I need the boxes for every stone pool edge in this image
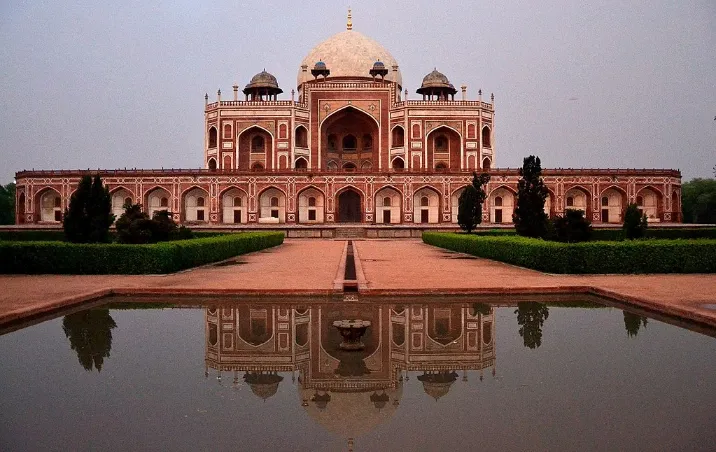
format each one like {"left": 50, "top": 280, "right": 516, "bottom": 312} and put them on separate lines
{"left": 2, "top": 285, "right": 715, "bottom": 332}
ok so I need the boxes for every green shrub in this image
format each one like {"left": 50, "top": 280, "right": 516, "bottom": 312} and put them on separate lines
{"left": 0, "top": 232, "right": 284, "bottom": 274}
{"left": 551, "top": 209, "right": 592, "bottom": 243}
{"left": 63, "top": 175, "right": 114, "bottom": 243}
{"left": 623, "top": 203, "right": 648, "bottom": 239}
{"left": 0, "top": 230, "right": 69, "bottom": 241}
{"left": 423, "top": 232, "right": 716, "bottom": 273}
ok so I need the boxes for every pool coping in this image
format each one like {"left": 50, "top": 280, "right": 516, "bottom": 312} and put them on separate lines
{"left": 2, "top": 284, "right": 715, "bottom": 334}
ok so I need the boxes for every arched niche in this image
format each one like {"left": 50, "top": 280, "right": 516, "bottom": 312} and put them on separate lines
{"left": 489, "top": 187, "right": 515, "bottom": 224}
{"left": 413, "top": 187, "right": 440, "bottom": 223}
{"left": 298, "top": 187, "right": 324, "bottom": 223}
{"left": 426, "top": 126, "right": 461, "bottom": 171}
{"left": 375, "top": 187, "right": 401, "bottom": 224}
{"left": 183, "top": 187, "right": 209, "bottom": 222}
{"left": 258, "top": 187, "right": 286, "bottom": 223}
{"left": 221, "top": 188, "right": 248, "bottom": 224}
{"left": 145, "top": 187, "right": 171, "bottom": 218}
{"left": 321, "top": 107, "right": 377, "bottom": 171}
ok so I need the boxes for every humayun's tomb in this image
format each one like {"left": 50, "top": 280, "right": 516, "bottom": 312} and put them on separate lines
{"left": 14, "top": 11, "right": 682, "bottom": 233}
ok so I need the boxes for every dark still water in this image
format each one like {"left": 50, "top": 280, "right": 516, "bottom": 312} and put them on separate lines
{"left": 1, "top": 298, "right": 715, "bottom": 452}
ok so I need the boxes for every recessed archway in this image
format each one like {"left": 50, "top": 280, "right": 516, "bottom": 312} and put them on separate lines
{"left": 414, "top": 187, "right": 440, "bottom": 223}
{"left": 636, "top": 186, "right": 662, "bottom": 222}
{"left": 321, "top": 107, "right": 378, "bottom": 171}
{"left": 337, "top": 188, "right": 362, "bottom": 223}
{"left": 221, "top": 187, "right": 248, "bottom": 224}
{"left": 426, "top": 126, "right": 462, "bottom": 171}
{"left": 183, "top": 187, "right": 209, "bottom": 222}
{"left": 37, "top": 188, "right": 62, "bottom": 223}
{"left": 298, "top": 187, "right": 325, "bottom": 223}
{"left": 600, "top": 187, "right": 627, "bottom": 223}
{"left": 489, "top": 187, "right": 515, "bottom": 224}
{"left": 375, "top": 186, "right": 401, "bottom": 224}
{"left": 145, "top": 187, "right": 171, "bottom": 218}
{"left": 110, "top": 188, "right": 133, "bottom": 221}
{"left": 258, "top": 187, "right": 286, "bottom": 223}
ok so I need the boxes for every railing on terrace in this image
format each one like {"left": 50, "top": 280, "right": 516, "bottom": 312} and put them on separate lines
{"left": 205, "top": 100, "right": 307, "bottom": 110}
{"left": 15, "top": 167, "right": 682, "bottom": 177}
{"left": 392, "top": 100, "right": 493, "bottom": 110}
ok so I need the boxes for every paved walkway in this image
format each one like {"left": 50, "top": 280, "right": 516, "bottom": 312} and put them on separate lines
{"left": 1, "top": 239, "right": 715, "bottom": 328}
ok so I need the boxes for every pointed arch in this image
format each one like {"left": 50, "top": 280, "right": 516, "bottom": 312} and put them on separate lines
{"left": 208, "top": 126, "right": 217, "bottom": 148}
{"left": 336, "top": 185, "right": 364, "bottom": 223}
{"left": 237, "top": 125, "right": 275, "bottom": 171}
{"left": 481, "top": 125, "right": 491, "bottom": 148}
{"left": 258, "top": 186, "right": 286, "bottom": 223}
{"left": 294, "top": 125, "right": 308, "bottom": 148}
{"left": 220, "top": 186, "right": 249, "bottom": 224}
{"left": 35, "top": 187, "right": 62, "bottom": 223}
{"left": 297, "top": 185, "right": 325, "bottom": 223}
{"left": 413, "top": 185, "right": 441, "bottom": 224}
{"left": 391, "top": 124, "right": 405, "bottom": 148}
{"left": 375, "top": 185, "right": 402, "bottom": 224}
{"left": 636, "top": 185, "right": 663, "bottom": 221}
{"left": 144, "top": 186, "right": 172, "bottom": 218}
{"left": 489, "top": 185, "right": 516, "bottom": 224}
{"left": 182, "top": 186, "right": 210, "bottom": 222}
{"left": 109, "top": 186, "right": 135, "bottom": 220}
{"left": 425, "top": 125, "right": 463, "bottom": 171}
{"left": 564, "top": 185, "right": 591, "bottom": 215}
{"left": 600, "top": 185, "right": 628, "bottom": 223}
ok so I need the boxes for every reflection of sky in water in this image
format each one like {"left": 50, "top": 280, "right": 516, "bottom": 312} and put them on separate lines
{"left": 702, "top": 304, "right": 716, "bottom": 311}
{"left": 0, "top": 301, "right": 715, "bottom": 452}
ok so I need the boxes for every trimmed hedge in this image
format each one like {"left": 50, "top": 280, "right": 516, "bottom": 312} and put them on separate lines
{"left": 0, "top": 230, "right": 68, "bottom": 242}
{"left": 0, "top": 231, "right": 284, "bottom": 274}
{"left": 423, "top": 232, "right": 716, "bottom": 273}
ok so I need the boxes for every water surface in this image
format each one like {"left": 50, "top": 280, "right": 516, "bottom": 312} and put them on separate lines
{"left": 1, "top": 297, "right": 714, "bottom": 451}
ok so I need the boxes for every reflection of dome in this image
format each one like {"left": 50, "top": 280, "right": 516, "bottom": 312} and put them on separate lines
{"left": 416, "top": 69, "right": 457, "bottom": 96}
{"left": 299, "top": 382, "right": 402, "bottom": 439}
{"left": 298, "top": 30, "right": 402, "bottom": 87}
{"left": 417, "top": 371, "right": 458, "bottom": 401}
{"left": 243, "top": 372, "right": 283, "bottom": 400}
{"left": 243, "top": 70, "right": 283, "bottom": 94}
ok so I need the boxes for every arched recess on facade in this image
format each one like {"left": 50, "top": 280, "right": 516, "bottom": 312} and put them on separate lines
{"left": 207, "top": 158, "right": 217, "bottom": 171}
{"left": 182, "top": 186, "right": 209, "bottom": 222}
{"left": 145, "top": 186, "right": 172, "bottom": 218}
{"left": 413, "top": 186, "right": 441, "bottom": 224}
{"left": 481, "top": 126, "right": 491, "bottom": 148}
{"left": 297, "top": 186, "right": 325, "bottom": 223}
{"left": 17, "top": 192, "right": 26, "bottom": 224}
{"left": 544, "top": 188, "right": 556, "bottom": 219}
{"left": 391, "top": 156, "right": 405, "bottom": 170}
{"left": 335, "top": 185, "right": 364, "bottom": 223}
{"left": 450, "top": 186, "right": 468, "bottom": 223}
{"left": 564, "top": 185, "right": 592, "bottom": 217}
{"left": 35, "top": 187, "right": 62, "bottom": 223}
{"left": 208, "top": 126, "right": 217, "bottom": 149}
{"left": 636, "top": 186, "right": 663, "bottom": 222}
{"left": 236, "top": 306, "right": 274, "bottom": 347}
{"left": 482, "top": 157, "right": 491, "bottom": 171}
{"left": 391, "top": 125, "right": 405, "bottom": 148}
{"left": 599, "top": 186, "right": 628, "bottom": 223}
{"left": 671, "top": 189, "right": 680, "bottom": 222}
{"left": 320, "top": 106, "right": 379, "bottom": 171}
{"left": 295, "top": 157, "right": 308, "bottom": 170}
{"left": 375, "top": 185, "right": 402, "bottom": 224}
{"left": 426, "top": 306, "right": 464, "bottom": 346}
{"left": 237, "top": 125, "right": 274, "bottom": 171}
{"left": 258, "top": 186, "right": 286, "bottom": 223}
{"left": 295, "top": 125, "right": 308, "bottom": 148}
{"left": 489, "top": 186, "right": 516, "bottom": 224}
{"left": 220, "top": 186, "right": 248, "bottom": 224}
{"left": 110, "top": 186, "right": 134, "bottom": 221}
{"left": 426, "top": 126, "right": 462, "bottom": 171}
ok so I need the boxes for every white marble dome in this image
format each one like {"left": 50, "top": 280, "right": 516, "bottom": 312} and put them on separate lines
{"left": 298, "top": 30, "right": 402, "bottom": 88}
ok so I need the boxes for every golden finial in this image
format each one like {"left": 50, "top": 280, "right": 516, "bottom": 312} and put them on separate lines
{"left": 347, "top": 7, "right": 353, "bottom": 30}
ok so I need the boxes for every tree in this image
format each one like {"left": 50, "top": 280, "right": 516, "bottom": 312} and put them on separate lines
{"left": 623, "top": 203, "right": 647, "bottom": 239}
{"left": 0, "top": 182, "right": 16, "bottom": 225}
{"left": 682, "top": 178, "right": 716, "bottom": 223}
{"left": 513, "top": 156, "right": 549, "bottom": 238}
{"left": 515, "top": 302, "right": 549, "bottom": 349}
{"left": 63, "top": 175, "right": 115, "bottom": 243}
{"left": 115, "top": 202, "right": 153, "bottom": 244}
{"left": 551, "top": 208, "right": 592, "bottom": 242}
{"left": 115, "top": 202, "right": 190, "bottom": 244}
{"left": 623, "top": 310, "right": 648, "bottom": 338}
{"left": 457, "top": 172, "right": 490, "bottom": 233}
{"left": 62, "top": 309, "right": 117, "bottom": 372}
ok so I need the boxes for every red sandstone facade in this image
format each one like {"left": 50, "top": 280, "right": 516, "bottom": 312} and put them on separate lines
{"left": 14, "top": 15, "right": 682, "bottom": 227}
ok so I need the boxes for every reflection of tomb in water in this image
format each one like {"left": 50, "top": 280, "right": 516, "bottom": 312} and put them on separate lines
{"left": 205, "top": 302, "right": 496, "bottom": 438}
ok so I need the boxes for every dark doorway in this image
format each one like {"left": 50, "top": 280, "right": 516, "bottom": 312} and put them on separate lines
{"left": 338, "top": 190, "right": 361, "bottom": 223}
{"left": 383, "top": 210, "right": 391, "bottom": 224}
{"left": 601, "top": 209, "right": 609, "bottom": 223}
{"left": 494, "top": 209, "right": 502, "bottom": 223}
{"left": 233, "top": 210, "right": 241, "bottom": 223}
{"left": 421, "top": 209, "right": 429, "bottom": 223}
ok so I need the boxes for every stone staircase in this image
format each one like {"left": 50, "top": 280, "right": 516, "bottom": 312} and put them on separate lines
{"left": 335, "top": 227, "right": 365, "bottom": 239}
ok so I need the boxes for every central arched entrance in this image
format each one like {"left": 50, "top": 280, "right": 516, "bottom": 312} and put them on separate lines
{"left": 337, "top": 189, "right": 361, "bottom": 223}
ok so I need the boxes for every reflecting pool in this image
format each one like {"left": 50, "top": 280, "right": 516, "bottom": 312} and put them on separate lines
{"left": 1, "top": 297, "right": 715, "bottom": 451}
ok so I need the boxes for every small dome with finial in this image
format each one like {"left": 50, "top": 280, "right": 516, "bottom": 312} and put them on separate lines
{"left": 416, "top": 68, "right": 457, "bottom": 97}
{"left": 245, "top": 69, "right": 281, "bottom": 91}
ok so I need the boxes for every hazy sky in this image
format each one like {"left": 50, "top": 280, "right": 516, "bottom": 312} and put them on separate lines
{"left": 1, "top": 0, "right": 714, "bottom": 182}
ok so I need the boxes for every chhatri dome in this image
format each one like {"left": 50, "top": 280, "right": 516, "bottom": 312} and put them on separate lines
{"left": 297, "top": 9, "right": 402, "bottom": 88}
